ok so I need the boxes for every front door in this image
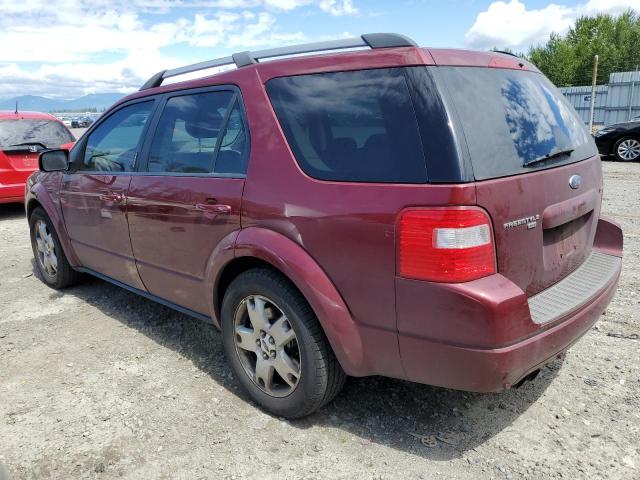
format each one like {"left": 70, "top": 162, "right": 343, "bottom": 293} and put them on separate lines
{"left": 60, "top": 100, "right": 156, "bottom": 289}
{"left": 127, "top": 88, "right": 248, "bottom": 315}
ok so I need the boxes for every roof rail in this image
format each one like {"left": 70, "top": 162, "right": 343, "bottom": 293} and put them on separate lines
{"left": 139, "top": 33, "right": 417, "bottom": 91}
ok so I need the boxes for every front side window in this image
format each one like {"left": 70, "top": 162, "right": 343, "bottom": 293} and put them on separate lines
{"left": 82, "top": 101, "right": 153, "bottom": 172}
{"left": 266, "top": 68, "right": 428, "bottom": 183}
{"left": 147, "top": 91, "right": 240, "bottom": 174}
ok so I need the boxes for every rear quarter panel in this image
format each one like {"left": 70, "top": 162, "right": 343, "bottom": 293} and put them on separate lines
{"left": 238, "top": 67, "right": 476, "bottom": 378}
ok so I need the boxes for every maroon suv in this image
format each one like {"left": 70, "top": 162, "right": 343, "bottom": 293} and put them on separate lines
{"left": 26, "top": 34, "right": 623, "bottom": 418}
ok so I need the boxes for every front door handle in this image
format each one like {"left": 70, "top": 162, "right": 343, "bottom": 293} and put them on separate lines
{"left": 101, "top": 192, "right": 125, "bottom": 203}
{"left": 195, "top": 203, "right": 232, "bottom": 215}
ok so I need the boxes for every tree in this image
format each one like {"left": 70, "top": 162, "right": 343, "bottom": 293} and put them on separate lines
{"left": 528, "top": 10, "right": 640, "bottom": 87}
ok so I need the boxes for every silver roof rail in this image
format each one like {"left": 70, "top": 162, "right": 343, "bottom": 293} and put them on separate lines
{"left": 139, "top": 33, "right": 417, "bottom": 91}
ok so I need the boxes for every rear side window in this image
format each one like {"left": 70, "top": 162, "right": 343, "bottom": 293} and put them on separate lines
{"left": 147, "top": 91, "right": 248, "bottom": 175}
{"left": 437, "top": 67, "right": 595, "bottom": 180}
{"left": 215, "top": 102, "right": 249, "bottom": 174}
{"left": 148, "top": 91, "right": 233, "bottom": 174}
{"left": 267, "top": 68, "right": 427, "bottom": 183}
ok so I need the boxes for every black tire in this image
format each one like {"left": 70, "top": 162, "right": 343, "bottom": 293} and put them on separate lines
{"left": 29, "top": 207, "right": 82, "bottom": 289}
{"left": 221, "top": 268, "right": 346, "bottom": 418}
{"left": 613, "top": 136, "right": 640, "bottom": 162}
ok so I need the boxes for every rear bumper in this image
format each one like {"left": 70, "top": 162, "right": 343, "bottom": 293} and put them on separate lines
{"left": 397, "top": 217, "right": 623, "bottom": 392}
{"left": 0, "top": 183, "right": 26, "bottom": 203}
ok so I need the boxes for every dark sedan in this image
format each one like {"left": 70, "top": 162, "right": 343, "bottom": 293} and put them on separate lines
{"left": 71, "top": 116, "right": 94, "bottom": 128}
{"left": 594, "top": 118, "right": 640, "bottom": 161}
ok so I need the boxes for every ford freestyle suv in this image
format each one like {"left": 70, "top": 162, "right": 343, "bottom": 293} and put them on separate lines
{"left": 0, "top": 110, "right": 74, "bottom": 203}
{"left": 26, "top": 34, "right": 623, "bottom": 418}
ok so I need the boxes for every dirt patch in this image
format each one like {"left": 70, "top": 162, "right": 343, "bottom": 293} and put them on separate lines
{"left": 1, "top": 161, "right": 638, "bottom": 479}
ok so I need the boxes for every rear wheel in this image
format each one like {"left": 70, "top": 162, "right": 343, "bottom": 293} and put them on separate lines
{"left": 614, "top": 137, "right": 640, "bottom": 162}
{"left": 29, "top": 207, "right": 81, "bottom": 289}
{"left": 221, "top": 268, "right": 345, "bottom": 418}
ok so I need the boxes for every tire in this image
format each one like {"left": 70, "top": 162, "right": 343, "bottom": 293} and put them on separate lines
{"left": 29, "top": 207, "right": 82, "bottom": 289}
{"left": 613, "top": 137, "right": 640, "bottom": 162}
{"left": 221, "top": 268, "right": 346, "bottom": 418}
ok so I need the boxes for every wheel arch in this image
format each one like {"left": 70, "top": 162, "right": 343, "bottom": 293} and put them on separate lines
{"left": 26, "top": 197, "right": 42, "bottom": 219}
{"left": 26, "top": 183, "right": 80, "bottom": 267}
{"left": 213, "top": 227, "right": 368, "bottom": 377}
{"left": 215, "top": 256, "right": 276, "bottom": 320}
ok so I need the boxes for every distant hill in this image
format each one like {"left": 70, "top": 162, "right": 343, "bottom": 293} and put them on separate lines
{"left": 0, "top": 93, "right": 125, "bottom": 113}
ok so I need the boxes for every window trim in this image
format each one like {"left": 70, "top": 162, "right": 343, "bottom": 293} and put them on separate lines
{"left": 70, "top": 96, "right": 159, "bottom": 174}
{"left": 136, "top": 84, "right": 251, "bottom": 179}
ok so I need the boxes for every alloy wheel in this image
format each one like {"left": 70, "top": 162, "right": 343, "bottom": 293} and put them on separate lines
{"left": 617, "top": 138, "right": 640, "bottom": 161}
{"left": 233, "top": 295, "right": 301, "bottom": 397}
{"left": 35, "top": 220, "right": 58, "bottom": 278}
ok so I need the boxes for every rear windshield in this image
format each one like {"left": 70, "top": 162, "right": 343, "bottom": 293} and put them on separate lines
{"left": 266, "top": 68, "right": 428, "bottom": 183}
{"left": 438, "top": 67, "right": 595, "bottom": 180}
{"left": 0, "top": 119, "right": 74, "bottom": 149}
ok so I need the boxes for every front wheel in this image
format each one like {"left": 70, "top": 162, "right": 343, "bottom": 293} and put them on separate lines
{"left": 614, "top": 137, "right": 640, "bottom": 162}
{"left": 221, "top": 268, "right": 345, "bottom": 418}
{"left": 29, "top": 207, "right": 82, "bottom": 289}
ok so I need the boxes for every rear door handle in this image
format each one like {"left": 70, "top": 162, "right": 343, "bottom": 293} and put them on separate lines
{"left": 195, "top": 203, "right": 232, "bottom": 215}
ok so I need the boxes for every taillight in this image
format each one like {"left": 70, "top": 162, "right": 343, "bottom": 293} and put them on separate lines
{"left": 399, "top": 208, "right": 496, "bottom": 283}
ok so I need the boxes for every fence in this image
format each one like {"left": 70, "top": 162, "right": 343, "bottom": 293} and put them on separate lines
{"left": 560, "top": 70, "right": 640, "bottom": 127}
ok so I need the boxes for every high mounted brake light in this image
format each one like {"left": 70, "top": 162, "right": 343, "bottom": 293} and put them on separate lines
{"left": 399, "top": 208, "right": 497, "bottom": 282}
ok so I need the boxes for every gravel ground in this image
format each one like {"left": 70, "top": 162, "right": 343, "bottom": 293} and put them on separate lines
{"left": 0, "top": 161, "right": 638, "bottom": 480}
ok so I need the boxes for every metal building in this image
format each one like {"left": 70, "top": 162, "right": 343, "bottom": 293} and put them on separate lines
{"left": 560, "top": 70, "right": 640, "bottom": 127}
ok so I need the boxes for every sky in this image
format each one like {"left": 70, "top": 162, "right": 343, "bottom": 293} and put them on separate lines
{"left": 0, "top": 0, "right": 637, "bottom": 99}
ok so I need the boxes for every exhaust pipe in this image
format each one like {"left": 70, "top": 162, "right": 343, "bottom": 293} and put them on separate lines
{"left": 513, "top": 369, "right": 541, "bottom": 389}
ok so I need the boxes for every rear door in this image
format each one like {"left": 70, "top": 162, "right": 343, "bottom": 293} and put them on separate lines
{"left": 127, "top": 87, "right": 248, "bottom": 315}
{"left": 60, "top": 100, "right": 156, "bottom": 289}
{"left": 436, "top": 66, "right": 601, "bottom": 295}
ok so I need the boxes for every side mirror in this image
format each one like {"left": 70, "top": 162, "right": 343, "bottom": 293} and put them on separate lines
{"left": 39, "top": 149, "right": 69, "bottom": 172}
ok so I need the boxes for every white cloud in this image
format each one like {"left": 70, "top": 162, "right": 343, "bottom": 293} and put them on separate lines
{"left": 465, "top": 0, "right": 640, "bottom": 51}
{"left": 319, "top": 0, "right": 358, "bottom": 16}
{"left": 227, "top": 12, "right": 305, "bottom": 47}
{"left": 263, "top": 0, "right": 358, "bottom": 15}
{"left": 0, "top": 0, "right": 358, "bottom": 99}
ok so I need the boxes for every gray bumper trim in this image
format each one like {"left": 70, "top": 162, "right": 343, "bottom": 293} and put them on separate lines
{"left": 528, "top": 251, "right": 621, "bottom": 325}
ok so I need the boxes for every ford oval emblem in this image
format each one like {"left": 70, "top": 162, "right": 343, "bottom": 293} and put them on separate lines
{"left": 569, "top": 174, "right": 582, "bottom": 189}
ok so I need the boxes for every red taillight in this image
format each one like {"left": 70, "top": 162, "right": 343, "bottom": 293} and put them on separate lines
{"left": 399, "top": 208, "right": 496, "bottom": 283}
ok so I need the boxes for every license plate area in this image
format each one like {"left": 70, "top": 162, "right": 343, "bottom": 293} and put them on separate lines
{"left": 543, "top": 211, "right": 592, "bottom": 272}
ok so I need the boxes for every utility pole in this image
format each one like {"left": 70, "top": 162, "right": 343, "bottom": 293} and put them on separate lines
{"left": 588, "top": 54, "right": 599, "bottom": 133}
{"left": 628, "top": 65, "right": 638, "bottom": 121}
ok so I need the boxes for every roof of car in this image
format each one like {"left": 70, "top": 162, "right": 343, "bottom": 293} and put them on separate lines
{"left": 118, "top": 44, "right": 538, "bottom": 110}
{"left": 0, "top": 110, "right": 61, "bottom": 121}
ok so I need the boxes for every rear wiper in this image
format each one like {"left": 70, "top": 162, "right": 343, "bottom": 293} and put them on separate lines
{"left": 524, "top": 148, "right": 574, "bottom": 167}
{"left": 8, "top": 142, "right": 48, "bottom": 149}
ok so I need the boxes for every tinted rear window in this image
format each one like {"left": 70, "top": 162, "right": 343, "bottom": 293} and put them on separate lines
{"left": 0, "top": 119, "right": 74, "bottom": 148}
{"left": 438, "top": 67, "right": 595, "bottom": 180}
{"left": 266, "top": 68, "right": 427, "bottom": 183}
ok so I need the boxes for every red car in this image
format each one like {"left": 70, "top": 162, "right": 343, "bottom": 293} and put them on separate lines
{"left": 0, "top": 111, "right": 74, "bottom": 204}
{"left": 26, "top": 34, "right": 623, "bottom": 418}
